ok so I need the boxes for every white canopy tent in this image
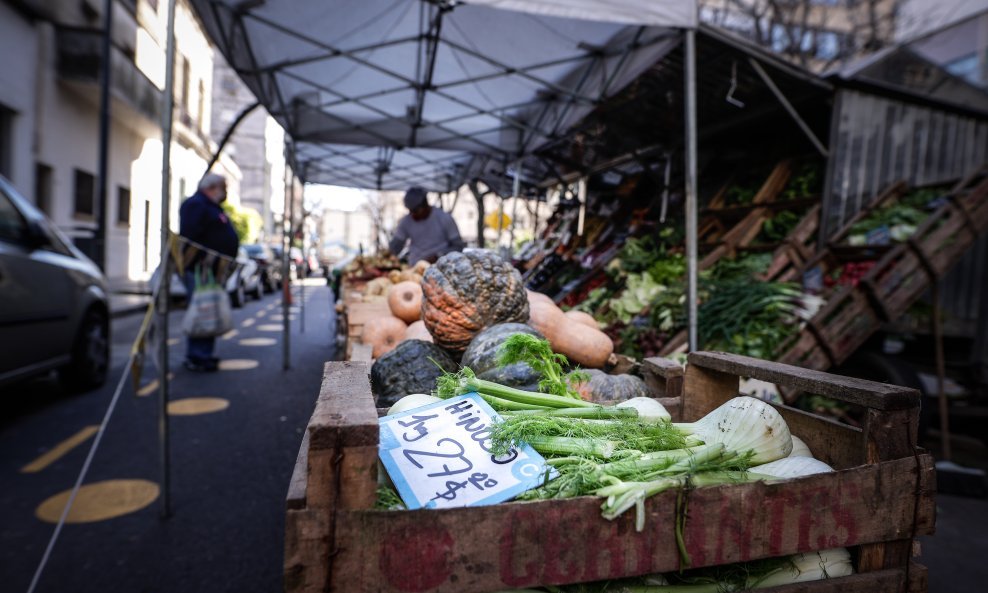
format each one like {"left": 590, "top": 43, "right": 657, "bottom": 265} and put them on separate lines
{"left": 190, "top": 0, "right": 695, "bottom": 191}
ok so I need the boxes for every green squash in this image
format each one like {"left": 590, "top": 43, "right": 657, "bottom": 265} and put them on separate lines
{"left": 371, "top": 340, "right": 456, "bottom": 407}
{"left": 462, "top": 323, "right": 544, "bottom": 388}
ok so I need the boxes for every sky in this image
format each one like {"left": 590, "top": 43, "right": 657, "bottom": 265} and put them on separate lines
{"left": 304, "top": 184, "right": 370, "bottom": 213}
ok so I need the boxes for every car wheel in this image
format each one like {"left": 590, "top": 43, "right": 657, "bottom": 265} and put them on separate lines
{"left": 231, "top": 282, "right": 246, "bottom": 308}
{"left": 252, "top": 279, "right": 264, "bottom": 299}
{"left": 60, "top": 308, "right": 109, "bottom": 392}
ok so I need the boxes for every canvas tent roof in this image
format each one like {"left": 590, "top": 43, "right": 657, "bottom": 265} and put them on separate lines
{"left": 189, "top": 0, "right": 696, "bottom": 191}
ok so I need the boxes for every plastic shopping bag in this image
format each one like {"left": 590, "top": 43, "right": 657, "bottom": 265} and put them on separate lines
{"left": 182, "top": 271, "right": 233, "bottom": 338}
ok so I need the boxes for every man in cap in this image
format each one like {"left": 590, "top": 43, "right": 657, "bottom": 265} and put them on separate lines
{"left": 388, "top": 186, "right": 465, "bottom": 264}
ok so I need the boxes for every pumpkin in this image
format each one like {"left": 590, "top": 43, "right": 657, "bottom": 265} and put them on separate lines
{"left": 404, "top": 320, "right": 433, "bottom": 343}
{"left": 571, "top": 369, "right": 651, "bottom": 403}
{"left": 564, "top": 310, "right": 599, "bottom": 329}
{"left": 398, "top": 269, "right": 424, "bottom": 284}
{"left": 528, "top": 300, "right": 613, "bottom": 369}
{"left": 421, "top": 249, "right": 529, "bottom": 352}
{"left": 388, "top": 281, "right": 423, "bottom": 323}
{"left": 462, "top": 323, "right": 544, "bottom": 388}
{"left": 371, "top": 340, "right": 456, "bottom": 407}
{"left": 364, "top": 276, "right": 393, "bottom": 297}
{"left": 362, "top": 315, "right": 408, "bottom": 358}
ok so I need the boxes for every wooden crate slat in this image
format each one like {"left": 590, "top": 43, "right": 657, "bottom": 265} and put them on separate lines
{"left": 327, "top": 456, "right": 933, "bottom": 593}
{"left": 687, "top": 352, "right": 918, "bottom": 411}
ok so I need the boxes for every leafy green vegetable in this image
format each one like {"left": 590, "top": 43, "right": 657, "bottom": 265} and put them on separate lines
{"left": 497, "top": 334, "right": 588, "bottom": 399}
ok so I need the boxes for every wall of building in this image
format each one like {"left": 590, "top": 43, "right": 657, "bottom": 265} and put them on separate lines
{"left": 0, "top": 3, "right": 39, "bottom": 193}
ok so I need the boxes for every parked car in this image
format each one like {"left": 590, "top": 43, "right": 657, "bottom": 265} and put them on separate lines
{"left": 0, "top": 175, "right": 110, "bottom": 391}
{"left": 244, "top": 243, "right": 281, "bottom": 291}
{"left": 270, "top": 245, "right": 297, "bottom": 283}
{"left": 151, "top": 246, "right": 262, "bottom": 307}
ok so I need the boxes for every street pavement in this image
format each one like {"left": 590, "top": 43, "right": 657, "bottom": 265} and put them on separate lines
{"left": 0, "top": 279, "right": 337, "bottom": 593}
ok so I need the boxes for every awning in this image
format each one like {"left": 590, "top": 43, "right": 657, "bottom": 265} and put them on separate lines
{"left": 190, "top": 0, "right": 694, "bottom": 191}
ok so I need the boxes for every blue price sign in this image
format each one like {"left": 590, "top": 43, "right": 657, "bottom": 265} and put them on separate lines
{"left": 378, "top": 393, "right": 555, "bottom": 510}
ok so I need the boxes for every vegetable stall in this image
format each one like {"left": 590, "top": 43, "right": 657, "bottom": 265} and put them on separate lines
{"left": 285, "top": 248, "right": 933, "bottom": 593}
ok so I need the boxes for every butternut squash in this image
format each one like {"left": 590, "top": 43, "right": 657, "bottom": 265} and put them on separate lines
{"left": 362, "top": 315, "right": 408, "bottom": 358}
{"left": 528, "top": 300, "right": 613, "bottom": 369}
{"left": 564, "top": 310, "right": 599, "bottom": 329}
{"left": 526, "top": 290, "right": 555, "bottom": 307}
{"left": 387, "top": 281, "right": 423, "bottom": 323}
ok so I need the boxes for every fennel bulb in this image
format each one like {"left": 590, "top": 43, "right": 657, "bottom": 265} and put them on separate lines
{"left": 753, "top": 547, "right": 853, "bottom": 587}
{"left": 753, "top": 456, "right": 834, "bottom": 479}
{"left": 788, "top": 435, "right": 814, "bottom": 458}
{"left": 387, "top": 393, "right": 441, "bottom": 415}
{"left": 617, "top": 397, "right": 672, "bottom": 422}
{"left": 685, "top": 397, "right": 792, "bottom": 464}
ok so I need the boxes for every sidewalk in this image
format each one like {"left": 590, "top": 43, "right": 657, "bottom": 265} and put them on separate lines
{"left": 107, "top": 277, "right": 153, "bottom": 318}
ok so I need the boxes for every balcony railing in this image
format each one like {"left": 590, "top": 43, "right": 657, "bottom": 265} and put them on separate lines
{"left": 55, "top": 25, "right": 163, "bottom": 123}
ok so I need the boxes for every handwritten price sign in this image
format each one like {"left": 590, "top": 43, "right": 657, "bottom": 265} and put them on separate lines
{"left": 378, "top": 393, "right": 555, "bottom": 510}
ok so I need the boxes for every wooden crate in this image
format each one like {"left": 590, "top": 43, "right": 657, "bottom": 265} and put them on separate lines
{"left": 284, "top": 352, "right": 933, "bottom": 593}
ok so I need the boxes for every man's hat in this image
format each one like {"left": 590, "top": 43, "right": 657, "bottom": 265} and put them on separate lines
{"left": 404, "top": 186, "right": 428, "bottom": 209}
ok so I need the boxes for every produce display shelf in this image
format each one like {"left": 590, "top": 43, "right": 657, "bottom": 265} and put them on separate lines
{"left": 284, "top": 352, "right": 932, "bottom": 593}
{"left": 336, "top": 276, "right": 389, "bottom": 362}
{"left": 778, "top": 164, "right": 988, "bottom": 375}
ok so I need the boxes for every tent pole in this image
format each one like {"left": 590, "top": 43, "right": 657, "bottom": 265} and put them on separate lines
{"left": 685, "top": 28, "right": 699, "bottom": 352}
{"left": 157, "top": 0, "right": 177, "bottom": 519}
{"left": 282, "top": 146, "right": 291, "bottom": 370}
{"left": 509, "top": 161, "right": 520, "bottom": 253}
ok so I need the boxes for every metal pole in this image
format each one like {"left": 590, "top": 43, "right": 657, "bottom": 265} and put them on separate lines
{"left": 748, "top": 58, "right": 829, "bottom": 158}
{"left": 95, "top": 0, "right": 113, "bottom": 270}
{"left": 509, "top": 161, "right": 520, "bottom": 252}
{"left": 932, "top": 284, "right": 952, "bottom": 461}
{"left": 157, "top": 0, "right": 177, "bottom": 519}
{"left": 685, "top": 28, "right": 699, "bottom": 352}
{"left": 282, "top": 150, "right": 291, "bottom": 370}
{"left": 298, "top": 175, "right": 305, "bottom": 334}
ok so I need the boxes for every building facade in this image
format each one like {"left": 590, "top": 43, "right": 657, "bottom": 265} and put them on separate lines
{"left": 0, "top": 0, "right": 240, "bottom": 283}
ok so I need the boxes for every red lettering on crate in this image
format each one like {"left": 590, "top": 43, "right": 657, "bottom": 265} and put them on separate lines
{"left": 544, "top": 507, "right": 582, "bottom": 582}
{"left": 766, "top": 495, "right": 789, "bottom": 555}
{"left": 581, "top": 518, "right": 628, "bottom": 581}
{"left": 380, "top": 525, "right": 454, "bottom": 592}
{"left": 499, "top": 509, "right": 539, "bottom": 586}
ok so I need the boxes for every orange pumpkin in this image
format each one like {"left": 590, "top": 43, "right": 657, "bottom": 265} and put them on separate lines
{"left": 388, "top": 281, "right": 423, "bottom": 323}
{"left": 362, "top": 316, "right": 408, "bottom": 358}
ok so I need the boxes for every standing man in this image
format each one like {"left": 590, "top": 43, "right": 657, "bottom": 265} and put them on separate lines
{"left": 178, "top": 173, "right": 239, "bottom": 372}
{"left": 388, "top": 186, "right": 465, "bottom": 264}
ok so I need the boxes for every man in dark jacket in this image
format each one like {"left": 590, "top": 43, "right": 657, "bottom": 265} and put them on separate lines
{"left": 178, "top": 173, "right": 239, "bottom": 372}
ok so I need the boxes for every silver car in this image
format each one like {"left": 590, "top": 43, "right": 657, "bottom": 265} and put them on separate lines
{"left": 0, "top": 176, "right": 110, "bottom": 391}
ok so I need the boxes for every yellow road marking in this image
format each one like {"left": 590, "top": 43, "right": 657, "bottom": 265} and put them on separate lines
{"left": 167, "top": 338, "right": 180, "bottom": 346}
{"left": 36, "top": 479, "right": 159, "bottom": 523}
{"left": 239, "top": 338, "right": 277, "bottom": 346}
{"left": 256, "top": 310, "right": 267, "bottom": 318}
{"left": 256, "top": 324, "right": 282, "bottom": 332}
{"left": 136, "top": 373, "right": 175, "bottom": 397}
{"left": 222, "top": 329, "right": 239, "bottom": 340}
{"left": 21, "top": 426, "right": 99, "bottom": 473}
{"left": 167, "top": 397, "right": 230, "bottom": 415}
{"left": 241, "top": 318, "right": 255, "bottom": 328}
{"left": 219, "top": 359, "right": 259, "bottom": 371}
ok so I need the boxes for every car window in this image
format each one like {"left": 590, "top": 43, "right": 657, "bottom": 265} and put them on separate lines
{"left": 0, "top": 190, "right": 29, "bottom": 245}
